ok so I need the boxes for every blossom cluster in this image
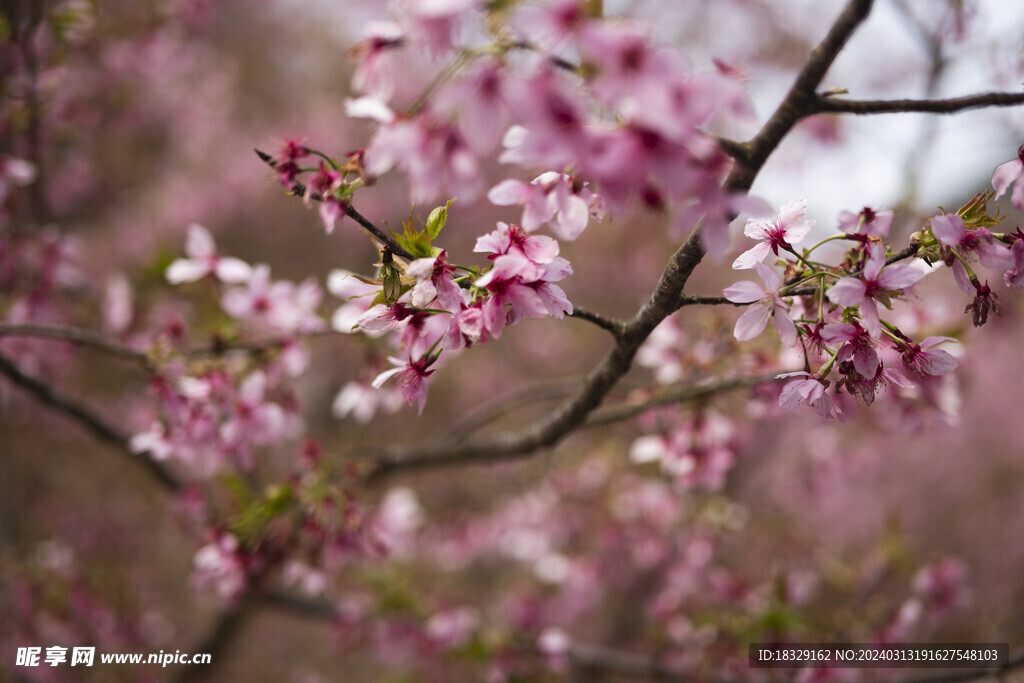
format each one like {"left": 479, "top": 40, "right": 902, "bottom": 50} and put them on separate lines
{"left": 715, "top": 163, "right": 1024, "bottom": 421}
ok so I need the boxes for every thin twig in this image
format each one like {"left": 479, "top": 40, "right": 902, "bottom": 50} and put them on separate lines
{"left": 584, "top": 372, "right": 784, "bottom": 428}
{"left": 257, "top": 150, "right": 623, "bottom": 337}
{"left": 254, "top": 149, "right": 416, "bottom": 262}
{"left": 813, "top": 91, "right": 1024, "bottom": 116}
{"left": 0, "top": 351, "right": 181, "bottom": 491}
{"left": 0, "top": 323, "right": 152, "bottom": 367}
{"left": 444, "top": 381, "right": 575, "bottom": 442}
{"left": 570, "top": 307, "right": 626, "bottom": 337}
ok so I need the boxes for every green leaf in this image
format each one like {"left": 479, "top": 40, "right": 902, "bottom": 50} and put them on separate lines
{"left": 426, "top": 198, "right": 455, "bottom": 239}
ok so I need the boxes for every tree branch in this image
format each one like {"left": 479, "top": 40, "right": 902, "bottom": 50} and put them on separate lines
{"left": 583, "top": 372, "right": 784, "bottom": 428}
{"left": 570, "top": 307, "right": 626, "bottom": 337}
{"left": 171, "top": 598, "right": 256, "bottom": 683}
{"left": 0, "top": 323, "right": 152, "bottom": 367}
{"left": 363, "top": 0, "right": 878, "bottom": 479}
{"left": 0, "top": 351, "right": 181, "bottom": 492}
{"left": 254, "top": 149, "right": 416, "bottom": 262}
{"left": 256, "top": 150, "right": 622, "bottom": 336}
{"left": 814, "top": 91, "right": 1024, "bottom": 116}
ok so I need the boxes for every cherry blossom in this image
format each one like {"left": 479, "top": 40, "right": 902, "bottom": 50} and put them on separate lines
{"left": 930, "top": 213, "right": 1014, "bottom": 293}
{"left": 192, "top": 534, "right": 246, "bottom": 602}
{"left": 333, "top": 380, "right": 405, "bottom": 423}
{"left": 821, "top": 322, "right": 879, "bottom": 380}
{"left": 350, "top": 21, "right": 404, "bottom": 101}
{"left": 327, "top": 268, "right": 382, "bottom": 333}
{"left": 372, "top": 355, "right": 438, "bottom": 414}
{"left": 722, "top": 262, "right": 797, "bottom": 346}
{"left": 826, "top": 242, "right": 926, "bottom": 337}
{"left": 992, "top": 144, "right": 1024, "bottom": 211}
{"left": 837, "top": 205, "right": 892, "bottom": 238}
{"left": 406, "top": 250, "right": 463, "bottom": 311}
{"left": 732, "top": 198, "right": 815, "bottom": 270}
{"left": 166, "top": 223, "right": 253, "bottom": 285}
{"left": 900, "top": 336, "right": 959, "bottom": 379}
{"left": 474, "top": 222, "right": 560, "bottom": 265}
{"left": 487, "top": 172, "right": 593, "bottom": 241}
{"left": 777, "top": 372, "right": 841, "bottom": 420}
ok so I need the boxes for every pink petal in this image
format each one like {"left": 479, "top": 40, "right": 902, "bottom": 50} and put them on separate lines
{"left": 753, "top": 262, "right": 780, "bottom": 291}
{"left": 826, "top": 277, "right": 865, "bottom": 307}
{"left": 918, "top": 349, "right": 958, "bottom": 376}
{"left": 859, "top": 298, "right": 881, "bottom": 339}
{"left": 215, "top": 258, "right": 253, "bottom": 284}
{"left": 722, "top": 280, "right": 763, "bottom": 304}
{"left": 733, "top": 302, "right": 771, "bottom": 341}
{"left": 777, "top": 198, "right": 807, "bottom": 226}
{"left": 185, "top": 224, "right": 216, "bottom": 259}
{"left": 782, "top": 218, "right": 815, "bottom": 245}
{"left": 552, "top": 194, "right": 589, "bottom": 241}
{"left": 852, "top": 345, "right": 879, "bottom": 379}
{"left": 166, "top": 259, "right": 209, "bottom": 284}
{"left": 731, "top": 242, "right": 771, "bottom": 270}
{"left": 773, "top": 307, "right": 798, "bottom": 346}
{"left": 951, "top": 259, "right": 973, "bottom": 294}
{"left": 992, "top": 158, "right": 1023, "bottom": 199}
{"left": 487, "top": 178, "right": 531, "bottom": 206}
{"left": 876, "top": 263, "right": 925, "bottom": 290}
{"left": 930, "top": 214, "right": 966, "bottom": 247}
{"left": 978, "top": 241, "right": 1015, "bottom": 271}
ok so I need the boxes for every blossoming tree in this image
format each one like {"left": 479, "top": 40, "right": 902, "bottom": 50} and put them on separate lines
{"left": 3, "top": 0, "right": 1024, "bottom": 680}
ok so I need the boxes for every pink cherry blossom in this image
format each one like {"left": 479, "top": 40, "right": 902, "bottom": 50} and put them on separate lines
{"left": 192, "top": 533, "right": 246, "bottom": 602}
{"left": 930, "top": 213, "right": 1015, "bottom": 293}
{"left": 837, "top": 205, "right": 893, "bottom": 238}
{"left": 732, "top": 198, "right": 815, "bottom": 270}
{"left": 439, "top": 57, "right": 513, "bottom": 154}
{"left": 327, "top": 268, "right": 382, "bottom": 333}
{"left": 487, "top": 172, "right": 592, "bottom": 241}
{"left": 991, "top": 144, "right": 1024, "bottom": 211}
{"left": 356, "top": 301, "right": 419, "bottom": 334}
{"left": 310, "top": 163, "right": 346, "bottom": 234}
{"left": 821, "top": 322, "right": 879, "bottom": 379}
{"left": 722, "top": 262, "right": 797, "bottom": 346}
{"left": 221, "top": 266, "right": 324, "bottom": 333}
{"left": 474, "top": 222, "right": 560, "bottom": 265}
{"left": 363, "top": 110, "right": 481, "bottom": 204}
{"left": 474, "top": 256, "right": 555, "bottom": 339}
{"left": 406, "top": 250, "right": 464, "bottom": 312}
{"left": 372, "top": 355, "right": 438, "bottom": 415}
{"left": 332, "top": 380, "right": 404, "bottom": 423}
{"left": 777, "top": 371, "right": 841, "bottom": 420}
{"left": 166, "top": 223, "right": 253, "bottom": 284}
{"left": 220, "top": 371, "right": 288, "bottom": 468}
{"left": 636, "top": 317, "right": 685, "bottom": 385}
{"left": 900, "top": 336, "right": 958, "bottom": 378}
{"left": 443, "top": 302, "right": 488, "bottom": 350}
{"left": 350, "top": 21, "right": 404, "bottom": 101}
{"left": 826, "top": 242, "right": 925, "bottom": 337}
{"left": 1005, "top": 236, "right": 1024, "bottom": 289}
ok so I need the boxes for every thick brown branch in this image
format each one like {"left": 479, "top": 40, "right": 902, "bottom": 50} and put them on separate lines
{"left": 254, "top": 149, "right": 416, "bottom": 262}
{"left": 0, "top": 351, "right": 181, "bottom": 491}
{"left": 814, "top": 91, "right": 1024, "bottom": 116}
{"left": 725, "top": 0, "right": 875, "bottom": 193}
